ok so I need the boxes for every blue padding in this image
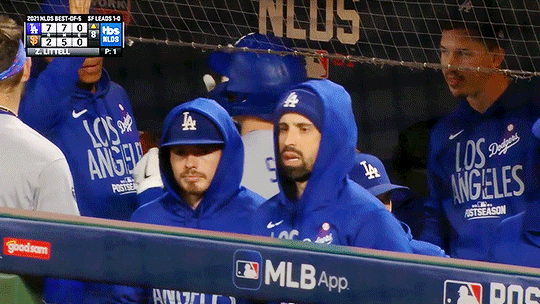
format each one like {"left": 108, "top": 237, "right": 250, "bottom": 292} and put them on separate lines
{"left": 0, "top": 211, "right": 538, "bottom": 303}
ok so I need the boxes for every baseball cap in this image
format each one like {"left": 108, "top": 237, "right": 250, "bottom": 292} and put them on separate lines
{"left": 161, "top": 111, "right": 224, "bottom": 147}
{"left": 437, "top": 0, "right": 506, "bottom": 41}
{"left": 275, "top": 88, "right": 324, "bottom": 131}
{"left": 349, "top": 152, "right": 409, "bottom": 197}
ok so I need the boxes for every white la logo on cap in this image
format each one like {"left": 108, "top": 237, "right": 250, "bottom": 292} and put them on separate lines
{"left": 181, "top": 111, "right": 197, "bottom": 131}
{"left": 360, "top": 161, "right": 381, "bottom": 179}
{"left": 283, "top": 92, "right": 299, "bottom": 108}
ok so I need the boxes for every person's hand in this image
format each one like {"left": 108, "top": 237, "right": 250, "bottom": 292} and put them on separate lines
{"left": 203, "top": 74, "right": 217, "bottom": 92}
{"left": 69, "top": 0, "right": 90, "bottom": 14}
{"left": 133, "top": 147, "right": 163, "bottom": 194}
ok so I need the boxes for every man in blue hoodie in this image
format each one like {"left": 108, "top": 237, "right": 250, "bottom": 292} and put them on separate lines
{"left": 252, "top": 79, "right": 412, "bottom": 252}
{"left": 16, "top": 1, "right": 142, "bottom": 302}
{"left": 420, "top": 0, "right": 540, "bottom": 261}
{"left": 349, "top": 152, "right": 447, "bottom": 257}
{"left": 113, "top": 98, "right": 264, "bottom": 304}
{"left": 487, "top": 118, "right": 540, "bottom": 268}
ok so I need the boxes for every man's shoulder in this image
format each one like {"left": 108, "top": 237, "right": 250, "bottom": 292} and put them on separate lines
{"left": 254, "top": 195, "right": 281, "bottom": 215}
{"left": 130, "top": 198, "right": 169, "bottom": 223}
{"left": 6, "top": 119, "right": 66, "bottom": 162}
{"left": 337, "top": 182, "right": 388, "bottom": 214}
{"left": 232, "top": 187, "right": 265, "bottom": 212}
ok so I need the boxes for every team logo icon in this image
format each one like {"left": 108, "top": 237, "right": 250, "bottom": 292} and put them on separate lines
{"left": 181, "top": 111, "right": 197, "bottom": 131}
{"left": 283, "top": 92, "right": 299, "bottom": 108}
{"left": 360, "top": 161, "right": 381, "bottom": 179}
{"left": 233, "top": 249, "right": 263, "bottom": 290}
{"left": 444, "top": 280, "right": 482, "bottom": 304}
{"left": 29, "top": 35, "right": 40, "bottom": 47}
{"left": 27, "top": 23, "right": 41, "bottom": 35}
{"left": 315, "top": 222, "right": 333, "bottom": 244}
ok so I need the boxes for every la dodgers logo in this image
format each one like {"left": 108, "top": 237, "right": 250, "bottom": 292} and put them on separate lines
{"left": 181, "top": 111, "right": 197, "bottom": 131}
{"left": 283, "top": 92, "right": 299, "bottom": 108}
{"left": 360, "top": 161, "right": 381, "bottom": 179}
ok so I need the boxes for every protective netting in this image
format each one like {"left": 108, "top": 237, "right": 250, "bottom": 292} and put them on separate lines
{"left": 2, "top": 0, "right": 540, "bottom": 77}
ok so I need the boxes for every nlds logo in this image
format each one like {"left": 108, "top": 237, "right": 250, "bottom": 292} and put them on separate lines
{"left": 100, "top": 23, "right": 122, "bottom": 47}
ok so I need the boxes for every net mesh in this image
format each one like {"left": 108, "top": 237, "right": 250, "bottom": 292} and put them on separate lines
{"left": 3, "top": 0, "right": 540, "bottom": 77}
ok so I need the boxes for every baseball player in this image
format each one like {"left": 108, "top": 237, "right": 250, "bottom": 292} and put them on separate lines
{"left": 0, "top": 15, "right": 79, "bottom": 215}
{"left": 488, "top": 118, "right": 540, "bottom": 267}
{"left": 206, "top": 33, "right": 307, "bottom": 200}
{"left": 420, "top": 0, "right": 540, "bottom": 261}
{"left": 17, "top": 0, "right": 143, "bottom": 302}
{"left": 113, "top": 98, "right": 264, "bottom": 304}
{"left": 252, "top": 79, "right": 412, "bottom": 253}
{"left": 133, "top": 33, "right": 308, "bottom": 203}
{"left": 350, "top": 152, "right": 447, "bottom": 257}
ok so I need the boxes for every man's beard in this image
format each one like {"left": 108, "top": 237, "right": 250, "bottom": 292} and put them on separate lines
{"left": 280, "top": 147, "right": 312, "bottom": 182}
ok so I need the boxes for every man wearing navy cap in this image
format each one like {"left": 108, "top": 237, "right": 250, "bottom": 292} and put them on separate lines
{"left": 113, "top": 98, "right": 264, "bottom": 304}
{"left": 252, "top": 79, "right": 412, "bottom": 253}
{"left": 350, "top": 152, "right": 447, "bottom": 257}
{"left": 349, "top": 152, "right": 409, "bottom": 212}
{"left": 487, "top": 118, "right": 540, "bottom": 268}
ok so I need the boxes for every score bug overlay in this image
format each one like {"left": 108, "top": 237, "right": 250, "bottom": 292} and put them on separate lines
{"left": 25, "top": 14, "right": 124, "bottom": 57}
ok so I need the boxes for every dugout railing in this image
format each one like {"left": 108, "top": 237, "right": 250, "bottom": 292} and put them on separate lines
{"left": 0, "top": 207, "right": 538, "bottom": 303}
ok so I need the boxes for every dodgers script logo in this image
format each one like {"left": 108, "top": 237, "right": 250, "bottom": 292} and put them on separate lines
{"left": 233, "top": 250, "right": 263, "bottom": 290}
{"left": 444, "top": 280, "right": 482, "bottom": 304}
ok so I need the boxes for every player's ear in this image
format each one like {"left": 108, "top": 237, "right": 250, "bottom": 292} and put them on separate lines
{"left": 491, "top": 47, "right": 505, "bottom": 69}
{"left": 21, "top": 58, "right": 32, "bottom": 83}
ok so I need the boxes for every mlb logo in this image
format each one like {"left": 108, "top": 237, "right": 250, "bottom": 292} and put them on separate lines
{"left": 233, "top": 250, "right": 263, "bottom": 290}
{"left": 236, "top": 260, "right": 259, "bottom": 279}
{"left": 100, "top": 23, "right": 122, "bottom": 47}
{"left": 444, "top": 280, "right": 482, "bottom": 304}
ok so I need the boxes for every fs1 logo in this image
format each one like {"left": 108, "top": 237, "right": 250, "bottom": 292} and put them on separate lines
{"left": 444, "top": 280, "right": 482, "bottom": 304}
{"left": 100, "top": 23, "right": 122, "bottom": 47}
{"left": 233, "top": 250, "right": 262, "bottom": 290}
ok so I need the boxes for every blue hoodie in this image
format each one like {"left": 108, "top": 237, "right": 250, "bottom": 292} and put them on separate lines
{"left": 19, "top": 58, "right": 142, "bottom": 220}
{"left": 252, "top": 79, "right": 412, "bottom": 252}
{"left": 421, "top": 78, "right": 540, "bottom": 261}
{"left": 18, "top": 57, "right": 143, "bottom": 304}
{"left": 113, "top": 98, "right": 264, "bottom": 304}
{"left": 488, "top": 202, "right": 540, "bottom": 267}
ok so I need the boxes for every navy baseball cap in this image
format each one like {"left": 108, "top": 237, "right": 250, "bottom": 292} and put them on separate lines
{"left": 161, "top": 111, "right": 224, "bottom": 147}
{"left": 349, "top": 152, "right": 409, "bottom": 197}
{"left": 275, "top": 88, "right": 324, "bottom": 131}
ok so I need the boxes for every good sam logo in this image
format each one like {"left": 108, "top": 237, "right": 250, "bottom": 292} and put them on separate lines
{"left": 3, "top": 238, "right": 51, "bottom": 260}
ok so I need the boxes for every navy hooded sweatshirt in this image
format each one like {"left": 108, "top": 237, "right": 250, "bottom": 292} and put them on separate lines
{"left": 113, "top": 98, "right": 264, "bottom": 304}
{"left": 252, "top": 79, "right": 412, "bottom": 252}
{"left": 420, "top": 78, "right": 540, "bottom": 261}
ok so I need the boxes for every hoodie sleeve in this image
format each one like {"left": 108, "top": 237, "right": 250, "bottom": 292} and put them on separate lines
{"left": 418, "top": 125, "right": 451, "bottom": 250}
{"left": 19, "top": 57, "right": 85, "bottom": 135}
{"left": 111, "top": 284, "right": 149, "bottom": 304}
{"left": 354, "top": 209, "right": 412, "bottom": 253}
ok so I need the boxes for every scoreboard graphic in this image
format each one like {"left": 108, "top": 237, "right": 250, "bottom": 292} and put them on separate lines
{"left": 25, "top": 14, "right": 123, "bottom": 57}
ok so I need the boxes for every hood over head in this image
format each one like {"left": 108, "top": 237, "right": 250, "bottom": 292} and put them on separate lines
{"left": 273, "top": 79, "right": 357, "bottom": 212}
{"left": 159, "top": 98, "right": 244, "bottom": 214}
